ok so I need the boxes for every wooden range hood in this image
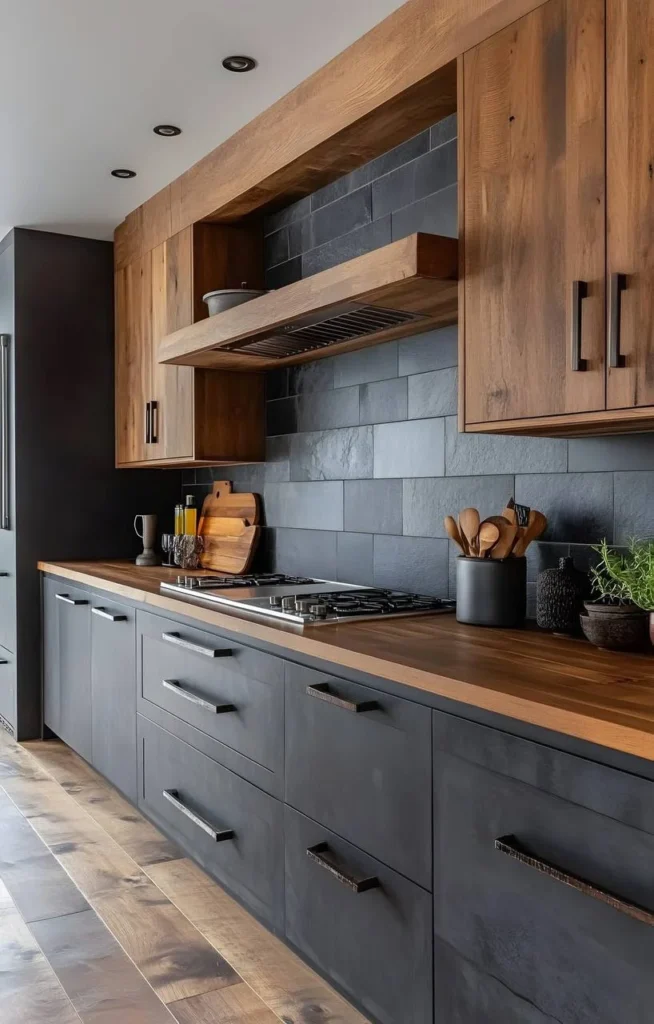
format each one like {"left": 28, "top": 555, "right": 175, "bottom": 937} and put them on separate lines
{"left": 158, "top": 233, "right": 458, "bottom": 371}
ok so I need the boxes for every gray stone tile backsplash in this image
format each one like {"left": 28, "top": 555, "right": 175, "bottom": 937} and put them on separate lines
{"left": 184, "top": 114, "right": 654, "bottom": 604}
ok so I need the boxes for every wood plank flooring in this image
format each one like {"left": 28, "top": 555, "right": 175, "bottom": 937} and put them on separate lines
{"left": 0, "top": 731, "right": 369, "bottom": 1024}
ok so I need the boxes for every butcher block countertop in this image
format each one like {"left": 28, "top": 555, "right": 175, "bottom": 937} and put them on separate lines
{"left": 39, "top": 559, "right": 654, "bottom": 762}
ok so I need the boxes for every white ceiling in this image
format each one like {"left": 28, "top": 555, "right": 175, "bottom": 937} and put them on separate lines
{"left": 0, "top": 0, "right": 406, "bottom": 243}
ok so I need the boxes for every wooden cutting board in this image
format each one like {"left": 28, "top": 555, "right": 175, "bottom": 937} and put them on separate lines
{"left": 197, "top": 481, "right": 261, "bottom": 574}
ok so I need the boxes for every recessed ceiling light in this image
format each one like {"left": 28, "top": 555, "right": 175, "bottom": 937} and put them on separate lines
{"left": 111, "top": 168, "right": 136, "bottom": 179}
{"left": 222, "top": 55, "right": 257, "bottom": 73}
{"left": 153, "top": 124, "right": 182, "bottom": 137}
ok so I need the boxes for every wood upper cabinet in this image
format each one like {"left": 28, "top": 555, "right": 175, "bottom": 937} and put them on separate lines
{"left": 115, "top": 222, "right": 266, "bottom": 467}
{"left": 460, "top": 0, "right": 606, "bottom": 428}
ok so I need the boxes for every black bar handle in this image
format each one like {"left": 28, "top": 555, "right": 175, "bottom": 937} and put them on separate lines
{"left": 570, "top": 280, "right": 588, "bottom": 371}
{"left": 145, "top": 401, "right": 151, "bottom": 444}
{"left": 307, "top": 842, "right": 380, "bottom": 894}
{"left": 161, "top": 631, "right": 232, "bottom": 659}
{"left": 92, "top": 607, "right": 127, "bottom": 622}
{"left": 495, "top": 834, "right": 654, "bottom": 927}
{"left": 163, "top": 789, "right": 235, "bottom": 843}
{"left": 150, "top": 400, "right": 159, "bottom": 444}
{"left": 306, "top": 681, "right": 378, "bottom": 713}
{"left": 162, "top": 679, "right": 236, "bottom": 714}
{"left": 55, "top": 593, "right": 89, "bottom": 606}
{"left": 608, "top": 272, "right": 627, "bottom": 369}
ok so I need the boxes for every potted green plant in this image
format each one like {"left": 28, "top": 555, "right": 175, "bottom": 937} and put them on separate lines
{"left": 581, "top": 539, "right": 652, "bottom": 651}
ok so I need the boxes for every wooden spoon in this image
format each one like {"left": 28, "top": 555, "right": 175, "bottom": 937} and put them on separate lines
{"left": 459, "top": 508, "right": 481, "bottom": 557}
{"left": 489, "top": 522, "right": 519, "bottom": 559}
{"left": 513, "top": 510, "right": 548, "bottom": 556}
{"left": 478, "top": 522, "right": 500, "bottom": 558}
{"left": 443, "top": 515, "right": 467, "bottom": 555}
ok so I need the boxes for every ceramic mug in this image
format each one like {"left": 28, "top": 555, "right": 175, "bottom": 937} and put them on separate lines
{"left": 134, "top": 514, "right": 158, "bottom": 567}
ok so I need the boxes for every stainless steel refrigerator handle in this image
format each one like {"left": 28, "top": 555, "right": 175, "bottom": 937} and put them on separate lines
{"left": 0, "top": 335, "right": 9, "bottom": 530}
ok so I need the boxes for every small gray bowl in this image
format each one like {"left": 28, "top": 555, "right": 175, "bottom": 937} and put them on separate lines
{"left": 203, "top": 288, "right": 266, "bottom": 316}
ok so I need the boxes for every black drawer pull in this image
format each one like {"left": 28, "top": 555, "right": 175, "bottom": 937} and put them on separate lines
{"left": 306, "top": 682, "right": 378, "bottom": 713}
{"left": 570, "top": 280, "right": 588, "bottom": 371}
{"left": 161, "top": 632, "right": 232, "bottom": 659}
{"left": 55, "top": 593, "right": 89, "bottom": 606}
{"left": 0, "top": 659, "right": 8, "bottom": 665}
{"left": 608, "top": 272, "right": 627, "bottom": 369}
{"left": 496, "top": 835, "right": 654, "bottom": 927}
{"left": 307, "top": 842, "right": 380, "bottom": 894}
{"left": 162, "top": 679, "right": 236, "bottom": 714}
{"left": 162, "top": 789, "right": 235, "bottom": 842}
{"left": 0, "top": 571, "right": 9, "bottom": 577}
{"left": 92, "top": 607, "right": 127, "bottom": 622}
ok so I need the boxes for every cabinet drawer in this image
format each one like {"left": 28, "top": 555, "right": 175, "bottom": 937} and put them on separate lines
{"left": 138, "top": 610, "right": 283, "bottom": 780}
{"left": 0, "top": 556, "right": 15, "bottom": 654}
{"left": 433, "top": 712, "right": 654, "bottom": 1024}
{"left": 91, "top": 598, "right": 136, "bottom": 802}
{"left": 285, "top": 662, "right": 431, "bottom": 888}
{"left": 0, "top": 645, "right": 15, "bottom": 736}
{"left": 285, "top": 805, "right": 432, "bottom": 1024}
{"left": 138, "top": 714, "right": 283, "bottom": 930}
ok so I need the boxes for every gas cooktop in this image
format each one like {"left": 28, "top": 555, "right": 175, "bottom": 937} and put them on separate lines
{"left": 160, "top": 573, "right": 455, "bottom": 626}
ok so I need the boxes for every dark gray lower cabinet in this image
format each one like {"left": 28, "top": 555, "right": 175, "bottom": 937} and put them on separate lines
{"left": 433, "top": 712, "right": 654, "bottom": 1024}
{"left": 137, "top": 714, "right": 284, "bottom": 930}
{"left": 0, "top": 646, "right": 16, "bottom": 735}
{"left": 43, "top": 578, "right": 92, "bottom": 762}
{"left": 90, "top": 599, "right": 136, "bottom": 802}
{"left": 285, "top": 804, "right": 432, "bottom": 1024}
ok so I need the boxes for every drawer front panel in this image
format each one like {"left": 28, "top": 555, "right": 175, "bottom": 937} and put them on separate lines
{"left": 0, "top": 559, "right": 15, "bottom": 654}
{"left": 91, "top": 598, "right": 137, "bottom": 801}
{"left": 285, "top": 662, "right": 431, "bottom": 887}
{"left": 285, "top": 805, "right": 432, "bottom": 1024}
{"left": 0, "top": 644, "right": 15, "bottom": 736}
{"left": 433, "top": 712, "right": 654, "bottom": 1024}
{"left": 138, "top": 714, "right": 284, "bottom": 929}
{"left": 138, "top": 610, "right": 283, "bottom": 776}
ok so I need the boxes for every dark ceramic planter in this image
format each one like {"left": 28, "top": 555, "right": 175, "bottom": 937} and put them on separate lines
{"left": 456, "top": 556, "right": 526, "bottom": 628}
{"left": 581, "top": 602, "right": 650, "bottom": 652}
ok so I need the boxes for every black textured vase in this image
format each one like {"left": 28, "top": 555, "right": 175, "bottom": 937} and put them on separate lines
{"left": 536, "top": 556, "right": 590, "bottom": 635}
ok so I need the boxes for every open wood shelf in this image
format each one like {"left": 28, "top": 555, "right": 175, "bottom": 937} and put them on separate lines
{"left": 158, "top": 233, "right": 458, "bottom": 371}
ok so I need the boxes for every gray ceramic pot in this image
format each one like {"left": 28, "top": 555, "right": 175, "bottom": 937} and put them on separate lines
{"left": 581, "top": 602, "right": 650, "bottom": 652}
{"left": 456, "top": 556, "right": 526, "bottom": 627}
{"left": 203, "top": 288, "right": 266, "bottom": 316}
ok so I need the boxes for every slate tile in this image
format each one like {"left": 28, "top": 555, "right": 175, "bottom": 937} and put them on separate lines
{"left": 264, "top": 435, "right": 291, "bottom": 482}
{"left": 414, "top": 139, "right": 457, "bottom": 201}
{"left": 568, "top": 434, "right": 654, "bottom": 472}
{"left": 408, "top": 366, "right": 457, "bottom": 418}
{"left": 266, "top": 368, "right": 288, "bottom": 401}
{"left": 181, "top": 469, "right": 196, "bottom": 486}
{"left": 372, "top": 161, "right": 417, "bottom": 221}
{"left": 525, "top": 542, "right": 571, "bottom": 584}
{"left": 614, "top": 472, "right": 654, "bottom": 542}
{"left": 398, "top": 325, "right": 458, "bottom": 375}
{"left": 569, "top": 543, "right": 616, "bottom": 576}
{"left": 391, "top": 184, "right": 458, "bottom": 241}
{"left": 273, "top": 528, "right": 338, "bottom": 579}
{"left": 430, "top": 113, "right": 458, "bottom": 149}
{"left": 265, "top": 257, "right": 302, "bottom": 291}
{"left": 311, "top": 165, "right": 372, "bottom": 211}
{"left": 334, "top": 340, "right": 398, "bottom": 388}
{"left": 288, "top": 219, "right": 305, "bottom": 258}
{"left": 254, "top": 527, "right": 276, "bottom": 572}
{"left": 224, "top": 464, "right": 266, "bottom": 494}
{"left": 445, "top": 417, "right": 567, "bottom": 476}
{"left": 296, "top": 386, "right": 359, "bottom": 431}
{"left": 266, "top": 397, "right": 297, "bottom": 436}
{"left": 264, "top": 228, "right": 289, "bottom": 268}
{"left": 403, "top": 476, "right": 514, "bottom": 537}
{"left": 368, "top": 130, "right": 430, "bottom": 180}
{"left": 344, "top": 480, "right": 403, "bottom": 534}
{"left": 264, "top": 196, "right": 311, "bottom": 234}
{"left": 374, "top": 419, "right": 445, "bottom": 478}
{"left": 373, "top": 535, "right": 450, "bottom": 596}
{"left": 263, "top": 481, "right": 343, "bottom": 530}
{"left": 301, "top": 186, "right": 372, "bottom": 251}
{"left": 514, "top": 473, "right": 614, "bottom": 543}
{"left": 301, "top": 217, "right": 391, "bottom": 277}
{"left": 288, "top": 359, "right": 335, "bottom": 395}
{"left": 360, "top": 377, "right": 407, "bottom": 424}
{"left": 195, "top": 468, "right": 213, "bottom": 484}
{"left": 336, "top": 532, "right": 374, "bottom": 586}
{"left": 290, "top": 426, "right": 373, "bottom": 481}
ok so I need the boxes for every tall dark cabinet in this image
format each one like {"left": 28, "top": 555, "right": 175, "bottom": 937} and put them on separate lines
{"left": 0, "top": 228, "right": 180, "bottom": 740}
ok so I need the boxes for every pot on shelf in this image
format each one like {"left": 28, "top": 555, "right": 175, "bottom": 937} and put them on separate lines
{"left": 203, "top": 286, "right": 267, "bottom": 317}
{"left": 580, "top": 601, "right": 650, "bottom": 652}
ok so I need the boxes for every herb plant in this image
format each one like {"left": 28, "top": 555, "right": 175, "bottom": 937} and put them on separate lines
{"left": 590, "top": 538, "right": 654, "bottom": 610}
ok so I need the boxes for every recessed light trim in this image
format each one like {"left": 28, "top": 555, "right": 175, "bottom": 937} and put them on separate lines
{"left": 111, "top": 168, "right": 136, "bottom": 179}
{"left": 222, "top": 55, "right": 257, "bottom": 73}
{"left": 153, "top": 124, "right": 182, "bottom": 137}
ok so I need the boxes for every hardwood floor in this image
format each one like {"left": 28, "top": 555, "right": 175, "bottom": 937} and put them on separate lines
{"left": 0, "top": 732, "right": 369, "bottom": 1024}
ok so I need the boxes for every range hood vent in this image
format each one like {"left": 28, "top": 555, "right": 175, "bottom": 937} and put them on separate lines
{"left": 220, "top": 302, "right": 427, "bottom": 359}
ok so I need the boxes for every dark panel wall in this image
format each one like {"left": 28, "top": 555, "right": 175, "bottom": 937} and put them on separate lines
{"left": 183, "top": 115, "right": 654, "bottom": 612}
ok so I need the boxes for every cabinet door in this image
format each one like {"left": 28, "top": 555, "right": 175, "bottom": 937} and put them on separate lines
{"left": 43, "top": 578, "right": 61, "bottom": 737}
{"left": 57, "top": 585, "right": 92, "bottom": 761}
{"left": 606, "top": 0, "right": 654, "bottom": 410}
{"left": 461, "top": 0, "right": 606, "bottom": 425}
{"left": 115, "top": 253, "right": 152, "bottom": 465}
{"left": 150, "top": 230, "right": 194, "bottom": 462}
{"left": 0, "top": 644, "right": 16, "bottom": 737}
{"left": 91, "top": 599, "right": 137, "bottom": 801}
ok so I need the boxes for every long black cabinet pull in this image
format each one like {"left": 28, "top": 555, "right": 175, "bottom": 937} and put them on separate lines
{"left": 306, "top": 681, "right": 378, "bottom": 713}
{"left": 307, "top": 842, "right": 380, "bottom": 894}
{"left": 55, "top": 593, "right": 89, "bottom": 606}
{"left": 162, "top": 679, "right": 236, "bottom": 714}
{"left": 495, "top": 834, "right": 654, "bottom": 927}
{"left": 0, "top": 571, "right": 9, "bottom": 577}
{"left": 0, "top": 658, "right": 8, "bottom": 665}
{"left": 162, "top": 789, "right": 235, "bottom": 842}
{"left": 1, "top": 335, "right": 9, "bottom": 530}
{"left": 150, "top": 400, "right": 159, "bottom": 444}
{"left": 145, "top": 401, "right": 151, "bottom": 444}
{"left": 570, "top": 280, "right": 588, "bottom": 371}
{"left": 92, "top": 607, "right": 127, "bottom": 622}
{"left": 161, "top": 632, "right": 233, "bottom": 659}
{"left": 608, "top": 272, "right": 627, "bottom": 369}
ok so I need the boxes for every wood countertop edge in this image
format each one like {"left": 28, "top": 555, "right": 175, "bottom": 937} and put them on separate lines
{"left": 38, "top": 561, "right": 654, "bottom": 762}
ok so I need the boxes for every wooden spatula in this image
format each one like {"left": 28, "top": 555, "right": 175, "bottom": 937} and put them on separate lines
{"left": 502, "top": 506, "right": 518, "bottom": 526}
{"left": 459, "top": 508, "right": 481, "bottom": 557}
{"left": 489, "top": 522, "right": 519, "bottom": 559}
{"left": 513, "top": 510, "right": 548, "bottom": 556}
{"left": 478, "top": 522, "right": 500, "bottom": 558}
{"left": 444, "top": 515, "right": 467, "bottom": 555}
